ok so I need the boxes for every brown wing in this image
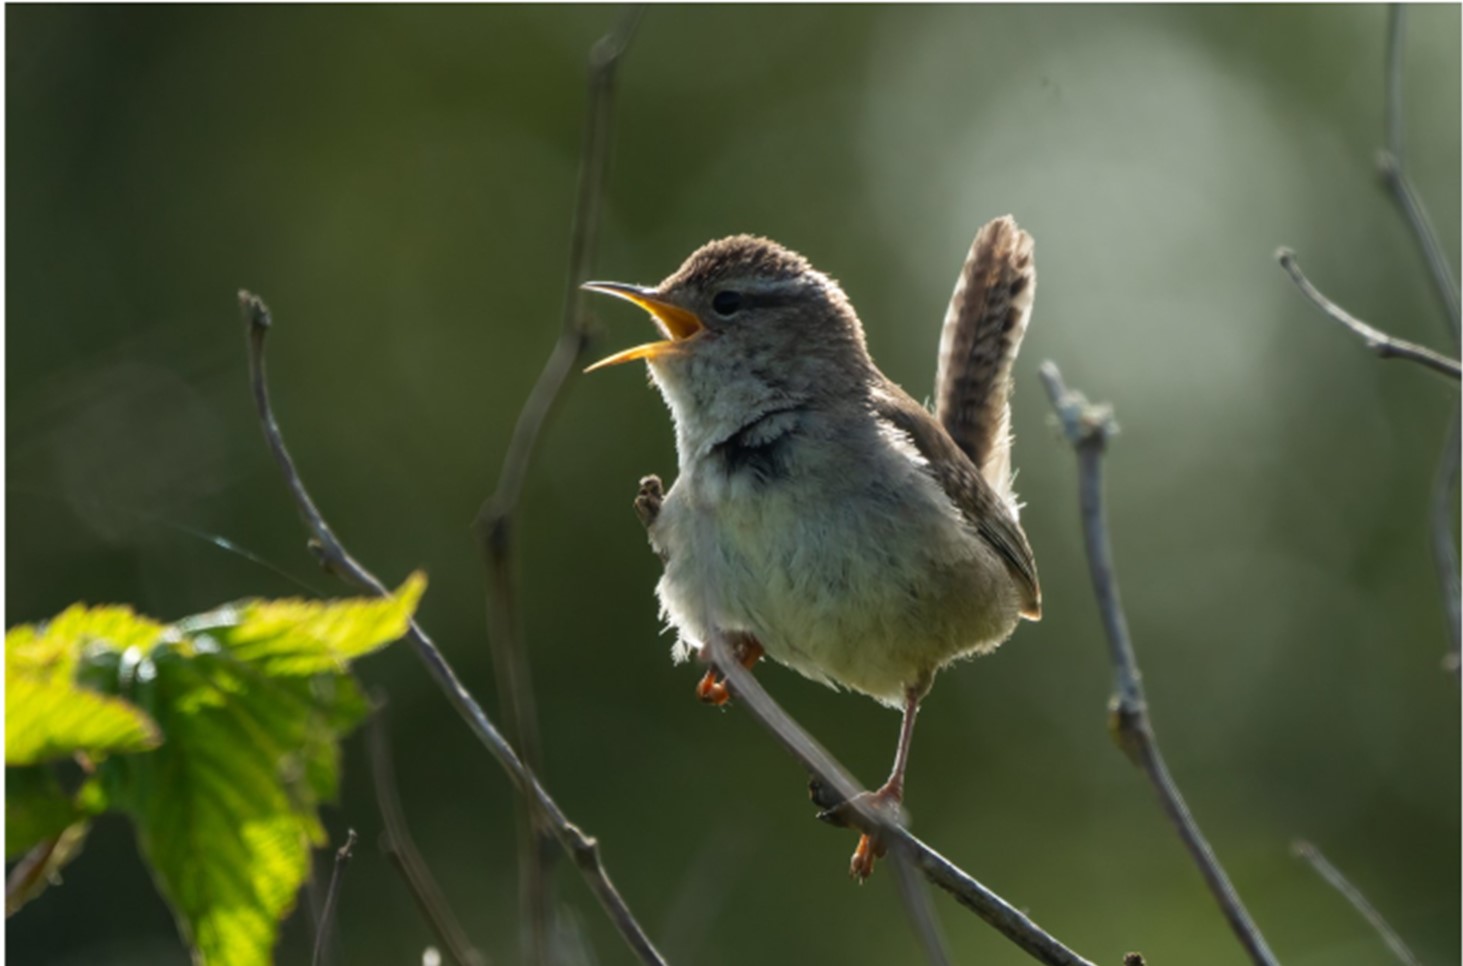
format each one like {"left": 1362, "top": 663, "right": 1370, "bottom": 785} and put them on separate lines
{"left": 874, "top": 381, "right": 1041, "bottom": 620}
{"left": 932, "top": 216, "right": 1036, "bottom": 506}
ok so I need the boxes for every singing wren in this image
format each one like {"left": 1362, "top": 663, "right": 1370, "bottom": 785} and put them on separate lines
{"left": 584, "top": 216, "right": 1041, "bottom": 880}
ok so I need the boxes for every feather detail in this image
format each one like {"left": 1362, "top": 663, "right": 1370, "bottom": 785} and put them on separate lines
{"left": 932, "top": 216, "right": 1036, "bottom": 515}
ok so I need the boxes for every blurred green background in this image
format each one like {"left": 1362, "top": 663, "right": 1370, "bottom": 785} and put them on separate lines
{"left": 7, "top": 4, "right": 1459, "bottom": 964}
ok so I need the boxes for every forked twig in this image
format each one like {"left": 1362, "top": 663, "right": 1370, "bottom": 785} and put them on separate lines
{"left": 1291, "top": 840, "right": 1422, "bottom": 966}
{"left": 312, "top": 829, "right": 357, "bottom": 966}
{"left": 239, "top": 291, "right": 667, "bottom": 966}
{"left": 1039, "top": 362, "right": 1280, "bottom": 966}
{"left": 1379, "top": 5, "right": 1460, "bottom": 341}
{"left": 702, "top": 632, "right": 1098, "bottom": 966}
{"left": 368, "top": 704, "right": 488, "bottom": 966}
{"left": 469, "top": 12, "right": 641, "bottom": 961}
{"left": 1275, "top": 249, "right": 1461, "bottom": 381}
{"left": 1377, "top": 3, "right": 1463, "bottom": 674}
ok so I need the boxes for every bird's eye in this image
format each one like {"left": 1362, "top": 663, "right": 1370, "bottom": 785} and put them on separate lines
{"left": 711, "top": 290, "right": 743, "bottom": 316}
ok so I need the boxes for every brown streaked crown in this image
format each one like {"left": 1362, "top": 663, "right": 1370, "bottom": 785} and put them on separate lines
{"left": 660, "top": 235, "right": 814, "bottom": 291}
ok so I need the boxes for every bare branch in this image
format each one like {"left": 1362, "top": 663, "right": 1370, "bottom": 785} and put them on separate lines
{"left": 312, "top": 829, "right": 357, "bottom": 966}
{"left": 1291, "top": 840, "right": 1422, "bottom": 966}
{"left": 1431, "top": 411, "right": 1461, "bottom": 676}
{"left": 1380, "top": 5, "right": 1460, "bottom": 341}
{"left": 703, "top": 632, "right": 1099, "bottom": 966}
{"left": 238, "top": 291, "right": 668, "bottom": 966}
{"left": 1039, "top": 361, "right": 1281, "bottom": 966}
{"left": 369, "top": 704, "right": 489, "bottom": 966}
{"left": 1275, "top": 249, "right": 1461, "bottom": 380}
{"left": 1378, "top": 4, "right": 1463, "bottom": 676}
{"left": 469, "top": 12, "right": 641, "bottom": 961}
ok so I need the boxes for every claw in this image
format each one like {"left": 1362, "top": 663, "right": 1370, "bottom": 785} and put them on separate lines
{"left": 692, "top": 635, "right": 763, "bottom": 707}
{"left": 850, "top": 833, "right": 886, "bottom": 883}
{"left": 695, "top": 669, "right": 731, "bottom": 706}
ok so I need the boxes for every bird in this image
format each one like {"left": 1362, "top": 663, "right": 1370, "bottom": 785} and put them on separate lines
{"left": 583, "top": 216, "right": 1041, "bottom": 881}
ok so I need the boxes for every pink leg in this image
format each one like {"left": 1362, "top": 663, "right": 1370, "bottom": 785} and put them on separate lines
{"left": 850, "top": 684, "right": 925, "bottom": 881}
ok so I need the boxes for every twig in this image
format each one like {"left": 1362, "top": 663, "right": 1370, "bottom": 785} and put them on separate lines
{"left": 469, "top": 11, "right": 641, "bottom": 963}
{"left": 1379, "top": 5, "right": 1460, "bottom": 341}
{"left": 702, "top": 632, "right": 1099, "bottom": 966}
{"left": 1291, "top": 840, "right": 1422, "bottom": 966}
{"left": 239, "top": 291, "right": 668, "bottom": 966}
{"left": 1431, "top": 410, "right": 1461, "bottom": 676}
{"left": 1275, "top": 250, "right": 1461, "bottom": 380}
{"left": 1039, "top": 362, "right": 1281, "bottom": 966}
{"left": 311, "top": 829, "right": 357, "bottom": 966}
{"left": 1378, "top": 4, "right": 1463, "bottom": 676}
{"left": 368, "top": 704, "right": 488, "bottom": 966}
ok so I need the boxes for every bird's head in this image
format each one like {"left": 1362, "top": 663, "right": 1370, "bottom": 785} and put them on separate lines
{"left": 584, "top": 236, "right": 874, "bottom": 450}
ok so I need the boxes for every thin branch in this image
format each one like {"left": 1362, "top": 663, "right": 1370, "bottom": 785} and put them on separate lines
{"left": 312, "top": 828, "right": 357, "bottom": 966}
{"left": 1275, "top": 249, "right": 1461, "bottom": 380}
{"left": 1431, "top": 410, "right": 1461, "bottom": 676}
{"left": 368, "top": 704, "right": 488, "bottom": 966}
{"left": 1039, "top": 362, "right": 1281, "bottom": 966}
{"left": 1378, "top": 3, "right": 1463, "bottom": 676}
{"left": 470, "top": 12, "right": 641, "bottom": 962}
{"left": 1291, "top": 840, "right": 1423, "bottom": 966}
{"left": 1380, "top": 5, "right": 1461, "bottom": 341}
{"left": 702, "top": 632, "right": 1099, "bottom": 966}
{"left": 239, "top": 291, "right": 668, "bottom": 966}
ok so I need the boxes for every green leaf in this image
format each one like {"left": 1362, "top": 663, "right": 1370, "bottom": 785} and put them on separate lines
{"left": 99, "top": 574, "right": 424, "bottom": 966}
{"left": 5, "top": 766, "right": 79, "bottom": 859}
{"left": 5, "top": 609, "right": 163, "bottom": 765}
{"left": 178, "top": 572, "right": 426, "bottom": 676}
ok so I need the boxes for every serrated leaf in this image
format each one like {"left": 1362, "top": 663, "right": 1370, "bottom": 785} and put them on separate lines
{"left": 8, "top": 579, "right": 423, "bottom": 965}
{"left": 179, "top": 572, "right": 426, "bottom": 676}
{"left": 5, "top": 612, "right": 163, "bottom": 765}
{"left": 100, "top": 577, "right": 422, "bottom": 966}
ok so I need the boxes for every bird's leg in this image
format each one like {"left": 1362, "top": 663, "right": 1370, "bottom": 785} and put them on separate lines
{"left": 695, "top": 633, "right": 764, "bottom": 706}
{"left": 812, "top": 682, "right": 926, "bottom": 882}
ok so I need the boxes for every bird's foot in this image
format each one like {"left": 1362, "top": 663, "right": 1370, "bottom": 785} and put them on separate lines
{"left": 694, "top": 635, "right": 764, "bottom": 706}
{"left": 811, "top": 778, "right": 905, "bottom": 883}
{"left": 633, "top": 475, "right": 664, "bottom": 528}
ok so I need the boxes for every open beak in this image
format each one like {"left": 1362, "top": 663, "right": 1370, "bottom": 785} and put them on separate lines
{"left": 581, "top": 282, "right": 705, "bottom": 372}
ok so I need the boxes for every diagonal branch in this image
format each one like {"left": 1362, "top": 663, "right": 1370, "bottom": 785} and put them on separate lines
{"left": 469, "top": 11, "right": 641, "bottom": 962}
{"left": 1039, "top": 362, "right": 1281, "bottom": 966}
{"left": 1275, "top": 249, "right": 1461, "bottom": 380}
{"left": 238, "top": 291, "right": 668, "bottom": 966}
{"left": 1379, "top": 5, "right": 1460, "bottom": 342}
{"left": 1291, "top": 840, "right": 1422, "bottom": 966}
{"left": 702, "top": 631, "right": 1099, "bottom": 966}
{"left": 369, "top": 703, "right": 489, "bottom": 966}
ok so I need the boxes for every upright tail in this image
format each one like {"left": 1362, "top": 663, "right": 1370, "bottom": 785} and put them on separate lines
{"left": 931, "top": 215, "right": 1036, "bottom": 515}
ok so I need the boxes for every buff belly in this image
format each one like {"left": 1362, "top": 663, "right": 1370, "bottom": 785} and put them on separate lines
{"left": 650, "top": 443, "right": 1024, "bottom": 707}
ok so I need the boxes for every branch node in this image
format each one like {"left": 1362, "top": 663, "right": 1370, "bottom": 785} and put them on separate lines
{"left": 238, "top": 289, "right": 272, "bottom": 332}
{"left": 1039, "top": 361, "right": 1118, "bottom": 449}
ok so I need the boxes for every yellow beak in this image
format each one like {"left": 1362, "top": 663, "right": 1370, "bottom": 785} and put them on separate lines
{"left": 581, "top": 282, "right": 705, "bottom": 372}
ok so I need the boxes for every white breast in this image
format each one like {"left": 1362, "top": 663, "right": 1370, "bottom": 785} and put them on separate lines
{"left": 649, "top": 412, "right": 1023, "bottom": 706}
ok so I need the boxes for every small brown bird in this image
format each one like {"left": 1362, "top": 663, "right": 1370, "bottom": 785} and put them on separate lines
{"left": 585, "top": 217, "right": 1041, "bottom": 880}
